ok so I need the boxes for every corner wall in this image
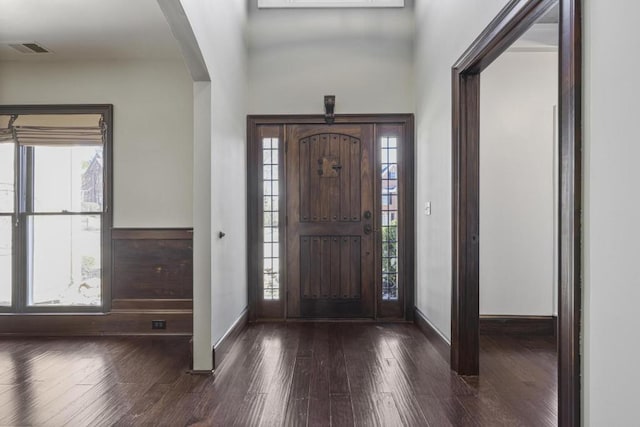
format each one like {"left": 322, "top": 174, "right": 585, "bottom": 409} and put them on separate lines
{"left": 179, "top": 0, "right": 249, "bottom": 358}
{"left": 413, "top": 0, "right": 510, "bottom": 339}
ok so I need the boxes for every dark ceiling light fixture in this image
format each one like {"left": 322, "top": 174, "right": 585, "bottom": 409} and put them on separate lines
{"left": 324, "top": 95, "right": 335, "bottom": 124}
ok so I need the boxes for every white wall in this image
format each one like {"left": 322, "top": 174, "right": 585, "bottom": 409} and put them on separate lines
{"left": 413, "top": 0, "right": 511, "bottom": 340}
{"left": 247, "top": 4, "right": 414, "bottom": 114}
{"left": 0, "top": 59, "right": 194, "bottom": 228}
{"left": 583, "top": 0, "right": 640, "bottom": 424}
{"left": 479, "top": 51, "right": 557, "bottom": 316}
{"left": 179, "top": 0, "right": 248, "bottom": 365}
{"left": 192, "top": 81, "right": 212, "bottom": 370}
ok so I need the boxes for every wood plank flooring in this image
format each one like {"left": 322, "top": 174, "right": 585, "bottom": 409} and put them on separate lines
{"left": 0, "top": 323, "right": 556, "bottom": 426}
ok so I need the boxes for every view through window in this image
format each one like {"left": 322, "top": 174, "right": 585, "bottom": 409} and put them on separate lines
{"left": 381, "top": 136, "right": 398, "bottom": 301}
{"left": 29, "top": 145, "right": 103, "bottom": 306}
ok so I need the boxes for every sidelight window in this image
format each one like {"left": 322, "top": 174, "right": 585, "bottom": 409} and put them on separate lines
{"left": 381, "top": 136, "right": 398, "bottom": 301}
{"left": 263, "top": 137, "right": 280, "bottom": 300}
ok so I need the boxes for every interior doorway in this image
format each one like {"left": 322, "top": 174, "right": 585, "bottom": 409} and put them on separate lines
{"left": 450, "top": 0, "right": 581, "bottom": 425}
{"left": 247, "top": 115, "right": 414, "bottom": 321}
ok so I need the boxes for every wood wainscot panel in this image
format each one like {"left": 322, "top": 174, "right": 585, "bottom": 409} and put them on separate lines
{"left": 109, "top": 228, "right": 193, "bottom": 336}
{"left": 0, "top": 312, "right": 192, "bottom": 336}
{"left": 112, "top": 228, "right": 193, "bottom": 302}
{"left": 111, "top": 299, "right": 193, "bottom": 311}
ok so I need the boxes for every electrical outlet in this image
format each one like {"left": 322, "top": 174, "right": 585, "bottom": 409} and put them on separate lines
{"left": 151, "top": 320, "right": 167, "bottom": 330}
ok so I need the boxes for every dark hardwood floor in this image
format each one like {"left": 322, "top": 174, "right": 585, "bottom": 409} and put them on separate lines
{"left": 0, "top": 323, "right": 556, "bottom": 426}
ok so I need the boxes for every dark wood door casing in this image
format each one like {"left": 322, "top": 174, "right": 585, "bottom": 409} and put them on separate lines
{"left": 449, "top": 0, "right": 581, "bottom": 425}
{"left": 286, "top": 124, "right": 375, "bottom": 318}
{"left": 247, "top": 114, "right": 414, "bottom": 322}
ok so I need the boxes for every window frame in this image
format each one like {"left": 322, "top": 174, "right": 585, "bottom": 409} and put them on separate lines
{"left": 0, "top": 105, "right": 113, "bottom": 314}
{"left": 248, "top": 124, "right": 285, "bottom": 319}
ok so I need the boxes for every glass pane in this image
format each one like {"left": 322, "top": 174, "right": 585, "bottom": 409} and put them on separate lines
{"left": 33, "top": 145, "right": 103, "bottom": 213}
{"left": 262, "top": 137, "right": 280, "bottom": 301}
{"left": 0, "top": 217, "right": 11, "bottom": 306}
{"left": 264, "top": 181, "right": 273, "bottom": 196}
{"left": 0, "top": 143, "right": 15, "bottom": 213}
{"left": 28, "top": 215, "right": 101, "bottom": 306}
{"left": 381, "top": 136, "right": 399, "bottom": 301}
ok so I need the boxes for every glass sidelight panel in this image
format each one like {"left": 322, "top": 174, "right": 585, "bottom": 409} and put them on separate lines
{"left": 28, "top": 215, "right": 101, "bottom": 306}
{"left": 381, "top": 136, "right": 399, "bottom": 301}
{"left": 263, "top": 137, "right": 280, "bottom": 300}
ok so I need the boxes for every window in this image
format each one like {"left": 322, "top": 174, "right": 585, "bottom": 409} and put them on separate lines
{"left": 0, "top": 107, "right": 112, "bottom": 312}
{"left": 381, "top": 136, "right": 398, "bottom": 301}
{"left": 263, "top": 137, "right": 280, "bottom": 300}
{"left": 258, "top": 0, "right": 404, "bottom": 8}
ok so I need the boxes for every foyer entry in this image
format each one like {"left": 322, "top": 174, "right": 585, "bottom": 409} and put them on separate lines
{"left": 247, "top": 115, "right": 414, "bottom": 321}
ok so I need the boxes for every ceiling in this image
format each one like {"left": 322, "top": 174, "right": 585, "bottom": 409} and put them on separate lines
{"left": 0, "top": 0, "right": 556, "bottom": 61}
{"left": 0, "top": 0, "right": 182, "bottom": 61}
{"left": 510, "top": 4, "right": 560, "bottom": 51}
{"left": 538, "top": 3, "right": 560, "bottom": 24}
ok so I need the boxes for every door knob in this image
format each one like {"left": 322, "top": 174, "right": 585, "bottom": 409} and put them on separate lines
{"left": 364, "top": 224, "right": 373, "bottom": 235}
{"left": 363, "top": 210, "right": 372, "bottom": 220}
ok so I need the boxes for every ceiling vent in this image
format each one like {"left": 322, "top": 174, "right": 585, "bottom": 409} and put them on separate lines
{"left": 8, "top": 42, "right": 51, "bottom": 54}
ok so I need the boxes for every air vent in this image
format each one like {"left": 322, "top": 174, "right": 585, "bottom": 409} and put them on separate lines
{"left": 8, "top": 42, "right": 51, "bottom": 54}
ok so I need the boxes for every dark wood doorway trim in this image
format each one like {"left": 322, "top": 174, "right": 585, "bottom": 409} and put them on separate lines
{"left": 247, "top": 114, "right": 414, "bottom": 322}
{"left": 450, "top": 0, "right": 581, "bottom": 426}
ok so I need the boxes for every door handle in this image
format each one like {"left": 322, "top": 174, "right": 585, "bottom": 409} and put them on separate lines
{"left": 364, "top": 224, "right": 373, "bottom": 235}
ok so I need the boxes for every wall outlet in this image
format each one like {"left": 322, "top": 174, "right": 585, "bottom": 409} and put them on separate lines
{"left": 151, "top": 320, "right": 167, "bottom": 330}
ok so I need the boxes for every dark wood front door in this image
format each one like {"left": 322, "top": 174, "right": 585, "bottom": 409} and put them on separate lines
{"left": 286, "top": 124, "right": 375, "bottom": 318}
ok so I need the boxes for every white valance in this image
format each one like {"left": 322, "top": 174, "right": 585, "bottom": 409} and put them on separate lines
{"left": 0, "top": 113, "right": 104, "bottom": 146}
{"left": 0, "top": 115, "right": 13, "bottom": 142}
